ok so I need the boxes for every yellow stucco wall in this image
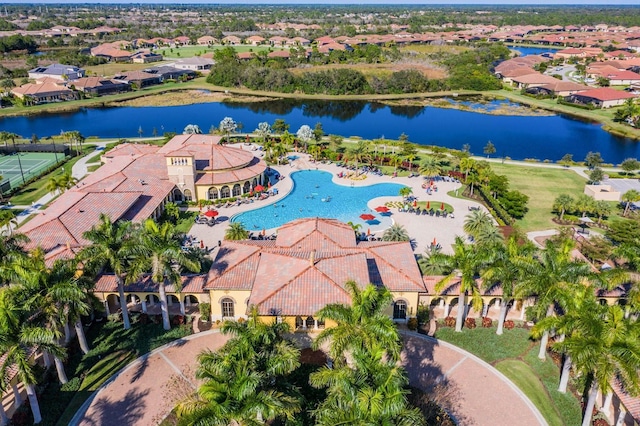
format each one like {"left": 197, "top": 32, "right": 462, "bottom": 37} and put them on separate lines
{"left": 389, "top": 291, "right": 420, "bottom": 319}
{"left": 209, "top": 289, "right": 252, "bottom": 320}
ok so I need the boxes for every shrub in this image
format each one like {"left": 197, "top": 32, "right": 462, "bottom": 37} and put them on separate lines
{"left": 199, "top": 302, "right": 211, "bottom": 321}
{"left": 444, "top": 316, "right": 456, "bottom": 327}
{"left": 139, "top": 313, "right": 150, "bottom": 324}
{"left": 172, "top": 315, "right": 185, "bottom": 325}
{"left": 407, "top": 317, "right": 419, "bottom": 331}
{"left": 107, "top": 313, "right": 121, "bottom": 323}
{"left": 465, "top": 317, "right": 477, "bottom": 329}
{"left": 481, "top": 317, "right": 493, "bottom": 328}
{"left": 504, "top": 320, "right": 515, "bottom": 330}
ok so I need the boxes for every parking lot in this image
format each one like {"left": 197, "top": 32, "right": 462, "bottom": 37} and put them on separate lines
{"left": 602, "top": 178, "right": 640, "bottom": 194}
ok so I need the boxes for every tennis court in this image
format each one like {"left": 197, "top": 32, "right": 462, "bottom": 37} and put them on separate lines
{"left": 0, "top": 152, "right": 64, "bottom": 194}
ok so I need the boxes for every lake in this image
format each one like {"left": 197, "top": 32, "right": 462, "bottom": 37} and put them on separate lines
{"left": 1, "top": 98, "right": 638, "bottom": 163}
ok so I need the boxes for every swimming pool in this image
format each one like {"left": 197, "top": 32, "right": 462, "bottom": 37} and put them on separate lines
{"left": 232, "top": 170, "right": 406, "bottom": 230}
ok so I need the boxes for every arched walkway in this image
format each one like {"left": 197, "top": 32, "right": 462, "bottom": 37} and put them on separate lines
{"left": 72, "top": 330, "right": 546, "bottom": 426}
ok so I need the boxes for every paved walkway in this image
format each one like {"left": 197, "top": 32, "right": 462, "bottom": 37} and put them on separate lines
{"left": 189, "top": 148, "right": 489, "bottom": 254}
{"left": 72, "top": 330, "right": 546, "bottom": 426}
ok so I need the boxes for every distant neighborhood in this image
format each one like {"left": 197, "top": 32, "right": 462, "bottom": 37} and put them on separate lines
{"left": 3, "top": 21, "right": 640, "bottom": 108}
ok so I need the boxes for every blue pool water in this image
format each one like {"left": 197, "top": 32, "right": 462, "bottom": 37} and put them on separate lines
{"left": 232, "top": 170, "right": 406, "bottom": 230}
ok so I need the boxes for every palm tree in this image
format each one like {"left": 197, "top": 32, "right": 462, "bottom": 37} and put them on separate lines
{"left": 622, "top": 189, "right": 640, "bottom": 216}
{"left": 560, "top": 304, "right": 640, "bottom": 426}
{"left": 474, "top": 225, "right": 504, "bottom": 246}
{"left": 399, "top": 186, "right": 412, "bottom": 201}
{"left": 420, "top": 236, "right": 488, "bottom": 332}
{"left": 382, "top": 223, "right": 410, "bottom": 241}
{"left": 0, "top": 233, "right": 29, "bottom": 286}
{"left": 128, "top": 219, "right": 199, "bottom": 330}
{"left": 482, "top": 235, "right": 536, "bottom": 335}
{"left": 177, "top": 307, "right": 302, "bottom": 425}
{"left": 390, "top": 153, "right": 402, "bottom": 173}
{"left": 310, "top": 346, "right": 425, "bottom": 426}
{"left": 419, "top": 156, "right": 441, "bottom": 178}
{"left": 531, "top": 284, "right": 598, "bottom": 393}
{"left": 573, "top": 194, "right": 594, "bottom": 218}
{"left": 592, "top": 200, "right": 611, "bottom": 224}
{"left": 80, "top": 214, "right": 135, "bottom": 330}
{"left": 346, "top": 221, "right": 362, "bottom": 239}
{"left": 313, "top": 281, "right": 402, "bottom": 364}
{"left": 517, "top": 238, "right": 595, "bottom": 360}
{"left": 225, "top": 222, "right": 249, "bottom": 240}
{"left": 553, "top": 194, "right": 574, "bottom": 221}
{"left": 0, "top": 287, "right": 66, "bottom": 424}
{"left": 463, "top": 209, "right": 494, "bottom": 240}
{"left": 459, "top": 156, "right": 476, "bottom": 182}
{"left": 347, "top": 140, "right": 368, "bottom": 174}
{"left": 0, "top": 209, "right": 18, "bottom": 236}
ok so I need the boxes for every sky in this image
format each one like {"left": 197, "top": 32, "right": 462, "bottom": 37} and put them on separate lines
{"left": 3, "top": 0, "right": 639, "bottom": 4}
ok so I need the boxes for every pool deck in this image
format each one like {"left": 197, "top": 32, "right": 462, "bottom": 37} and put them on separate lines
{"left": 189, "top": 146, "right": 489, "bottom": 255}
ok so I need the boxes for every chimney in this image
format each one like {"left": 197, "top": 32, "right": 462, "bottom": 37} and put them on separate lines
{"left": 309, "top": 249, "right": 316, "bottom": 266}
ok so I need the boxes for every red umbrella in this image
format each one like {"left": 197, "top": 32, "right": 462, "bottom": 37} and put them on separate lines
{"left": 254, "top": 185, "right": 265, "bottom": 192}
{"left": 200, "top": 240, "right": 204, "bottom": 249}
{"left": 440, "top": 202, "right": 445, "bottom": 211}
{"left": 426, "top": 201, "right": 430, "bottom": 209}
{"left": 367, "top": 228, "right": 371, "bottom": 236}
{"left": 360, "top": 213, "right": 375, "bottom": 221}
{"left": 204, "top": 210, "right": 219, "bottom": 218}
{"left": 432, "top": 238, "right": 437, "bottom": 246}
{"left": 375, "top": 206, "right": 389, "bottom": 212}
{"left": 413, "top": 200, "right": 417, "bottom": 207}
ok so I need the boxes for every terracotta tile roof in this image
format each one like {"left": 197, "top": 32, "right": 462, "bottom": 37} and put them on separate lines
{"left": 206, "top": 218, "right": 425, "bottom": 316}
{"left": 511, "top": 73, "right": 562, "bottom": 85}
{"left": 11, "top": 77, "right": 73, "bottom": 97}
{"left": 194, "top": 157, "right": 267, "bottom": 186}
{"left": 94, "top": 274, "right": 207, "bottom": 293}
{"left": 611, "top": 378, "right": 640, "bottom": 422}
{"left": 574, "top": 87, "right": 637, "bottom": 102}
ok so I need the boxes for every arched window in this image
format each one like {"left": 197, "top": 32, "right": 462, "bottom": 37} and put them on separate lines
{"left": 183, "top": 189, "right": 193, "bottom": 201}
{"left": 220, "top": 185, "right": 230, "bottom": 198}
{"left": 252, "top": 178, "right": 258, "bottom": 188}
{"left": 243, "top": 181, "right": 251, "bottom": 194}
{"left": 305, "top": 316, "right": 315, "bottom": 329}
{"left": 232, "top": 184, "right": 241, "bottom": 197}
{"left": 393, "top": 301, "right": 407, "bottom": 320}
{"left": 172, "top": 188, "right": 183, "bottom": 202}
{"left": 208, "top": 187, "right": 218, "bottom": 200}
{"left": 221, "top": 298, "right": 234, "bottom": 318}
{"left": 295, "top": 316, "right": 304, "bottom": 329}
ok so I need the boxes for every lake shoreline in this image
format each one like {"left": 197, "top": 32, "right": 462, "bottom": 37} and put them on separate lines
{"left": 1, "top": 83, "right": 639, "bottom": 141}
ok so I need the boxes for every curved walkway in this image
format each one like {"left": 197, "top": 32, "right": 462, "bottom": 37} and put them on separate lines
{"left": 73, "top": 330, "right": 546, "bottom": 426}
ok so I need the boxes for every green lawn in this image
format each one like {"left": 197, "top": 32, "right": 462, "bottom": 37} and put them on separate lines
{"left": 495, "top": 360, "right": 565, "bottom": 426}
{"left": 488, "top": 163, "right": 587, "bottom": 232}
{"left": 159, "top": 44, "right": 284, "bottom": 59}
{"left": 435, "top": 326, "right": 582, "bottom": 426}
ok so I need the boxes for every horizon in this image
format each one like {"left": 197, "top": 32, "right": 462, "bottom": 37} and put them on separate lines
{"left": 2, "top": 1, "right": 640, "bottom": 5}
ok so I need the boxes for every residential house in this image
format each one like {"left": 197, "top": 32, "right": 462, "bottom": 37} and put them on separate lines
{"left": 245, "top": 35, "right": 265, "bottom": 46}
{"left": 71, "top": 77, "right": 130, "bottom": 96}
{"left": 28, "top": 63, "right": 85, "bottom": 81}
{"left": 11, "top": 78, "right": 77, "bottom": 104}
{"left": 171, "top": 57, "right": 215, "bottom": 71}
{"left": 173, "top": 36, "right": 191, "bottom": 46}
{"left": 197, "top": 36, "right": 218, "bottom": 46}
{"left": 565, "top": 87, "right": 637, "bottom": 108}
{"left": 131, "top": 51, "right": 163, "bottom": 64}
{"left": 144, "top": 66, "right": 196, "bottom": 81}
{"left": 509, "top": 73, "right": 562, "bottom": 89}
{"left": 90, "top": 43, "right": 132, "bottom": 62}
{"left": 222, "top": 35, "right": 242, "bottom": 45}
{"left": 526, "top": 80, "right": 591, "bottom": 97}
{"left": 113, "top": 71, "right": 162, "bottom": 88}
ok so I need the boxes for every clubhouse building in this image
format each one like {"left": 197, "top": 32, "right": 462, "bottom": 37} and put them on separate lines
{"left": 21, "top": 134, "right": 267, "bottom": 260}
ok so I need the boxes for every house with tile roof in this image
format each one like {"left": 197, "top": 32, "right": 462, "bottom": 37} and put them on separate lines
{"left": 20, "top": 135, "right": 265, "bottom": 262}
{"left": 565, "top": 87, "right": 637, "bottom": 108}
{"left": 93, "top": 217, "right": 427, "bottom": 328}
{"left": 28, "top": 63, "right": 85, "bottom": 81}
{"left": 11, "top": 78, "right": 77, "bottom": 104}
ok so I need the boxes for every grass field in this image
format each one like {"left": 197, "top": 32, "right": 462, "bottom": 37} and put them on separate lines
{"left": 159, "top": 44, "right": 285, "bottom": 59}
{"left": 488, "top": 162, "right": 587, "bottom": 232}
{"left": 289, "top": 62, "right": 446, "bottom": 80}
{"left": 435, "top": 326, "right": 582, "bottom": 426}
